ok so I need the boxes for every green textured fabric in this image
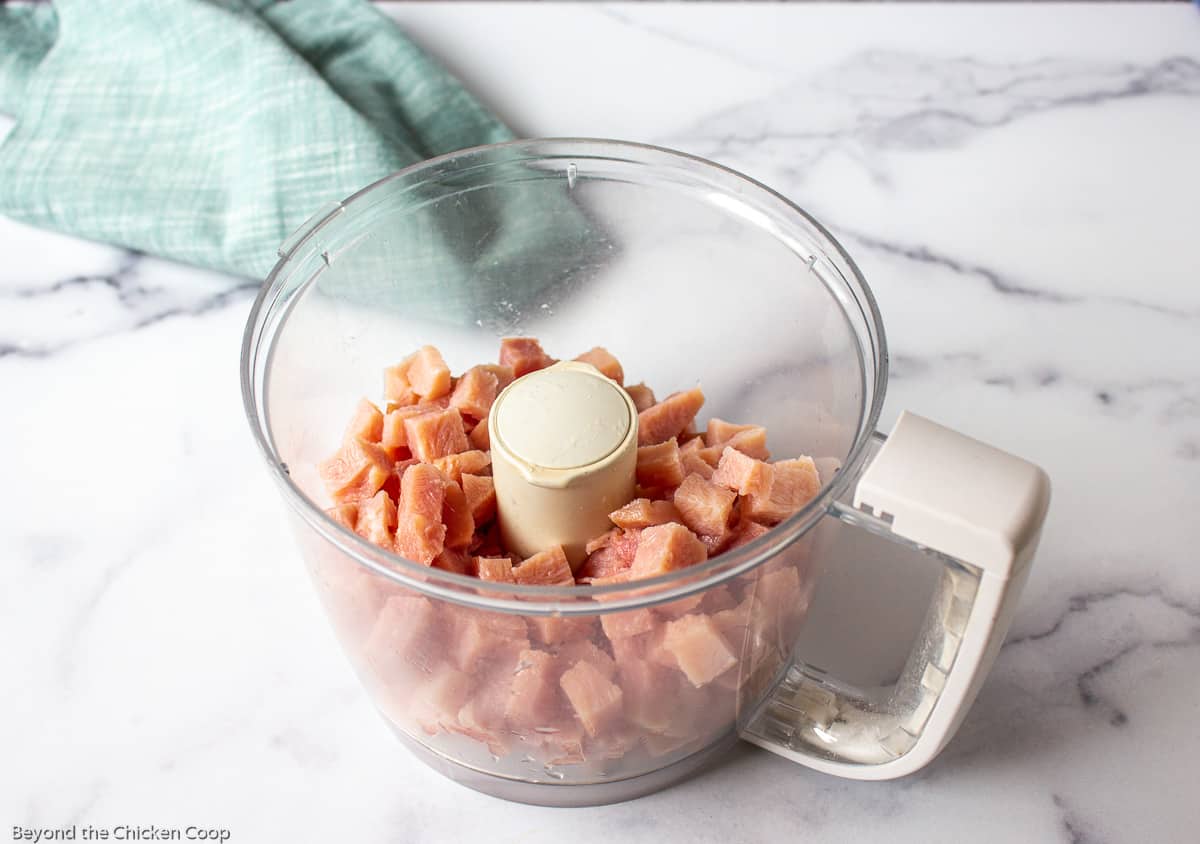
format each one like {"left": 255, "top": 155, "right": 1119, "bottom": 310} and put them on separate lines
{"left": 0, "top": 0, "right": 519, "bottom": 280}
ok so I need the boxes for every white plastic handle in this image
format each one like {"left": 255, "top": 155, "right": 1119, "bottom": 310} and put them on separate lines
{"left": 741, "top": 411, "right": 1051, "bottom": 780}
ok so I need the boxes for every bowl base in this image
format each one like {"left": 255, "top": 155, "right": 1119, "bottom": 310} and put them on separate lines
{"left": 387, "top": 723, "right": 740, "bottom": 807}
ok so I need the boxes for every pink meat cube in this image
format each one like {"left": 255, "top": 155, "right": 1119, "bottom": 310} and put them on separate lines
{"left": 577, "top": 530, "right": 640, "bottom": 580}
{"left": 480, "top": 363, "right": 516, "bottom": 390}
{"left": 499, "top": 337, "right": 556, "bottom": 378}
{"left": 726, "top": 519, "right": 771, "bottom": 551}
{"left": 404, "top": 345, "right": 453, "bottom": 400}
{"left": 355, "top": 490, "right": 397, "bottom": 550}
{"left": 555, "top": 639, "right": 617, "bottom": 680}
{"left": 559, "top": 660, "right": 624, "bottom": 737}
{"left": 653, "top": 593, "right": 705, "bottom": 620}
{"left": 363, "top": 594, "right": 443, "bottom": 683}
{"left": 461, "top": 473, "right": 497, "bottom": 525}
{"left": 467, "top": 414, "right": 491, "bottom": 451}
{"left": 636, "top": 438, "right": 685, "bottom": 489}
{"left": 474, "top": 555, "right": 515, "bottom": 583}
{"left": 638, "top": 387, "right": 705, "bottom": 446}
{"left": 432, "top": 548, "right": 472, "bottom": 575}
{"left": 625, "top": 383, "right": 656, "bottom": 413}
{"left": 705, "top": 418, "right": 757, "bottom": 447}
{"left": 431, "top": 449, "right": 490, "bottom": 484}
{"left": 673, "top": 473, "right": 736, "bottom": 540}
{"left": 440, "top": 479, "right": 475, "bottom": 549}
{"left": 406, "top": 664, "right": 472, "bottom": 734}
{"left": 344, "top": 398, "right": 384, "bottom": 443}
{"left": 609, "top": 498, "right": 682, "bottom": 530}
{"left": 663, "top": 614, "right": 738, "bottom": 687}
{"left": 679, "top": 437, "right": 715, "bottom": 480}
{"left": 403, "top": 407, "right": 469, "bottom": 462}
{"left": 326, "top": 502, "right": 358, "bottom": 530}
{"left": 380, "top": 405, "right": 433, "bottom": 458}
{"left": 617, "top": 658, "right": 680, "bottom": 733}
{"left": 513, "top": 545, "right": 574, "bottom": 586}
{"left": 586, "top": 529, "right": 619, "bottom": 555}
{"left": 319, "top": 437, "right": 393, "bottom": 504}
{"left": 508, "top": 648, "right": 564, "bottom": 727}
{"left": 449, "top": 365, "right": 500, "bottom": 420}
{"left": 724, "top": 427, "right": 770, "bottom": 461}
{"left": 600, "top": 607, "right": 658, "bottom": 640}
{"left": 630, "top": 523, "right": 707, "bottom": 578}
{"left": 574, "top": 346, "right": 624, "bottom": 385}
{"left": 743, "top": 457, "right": 821, "bottom": 525}
{"left": 383, "top": 363, "right": 419, "bottom": 407}
{"left": 526, "top": 615, "right": 596, "bottom": 646}
{"left": 711, "top": 447, "right": 774, "bottom": 497}
{"left": 448, "top": 610, "right": 530, "bottom": 675}
{"left": 394, "top": 463, "right": 447, "bottom": 565}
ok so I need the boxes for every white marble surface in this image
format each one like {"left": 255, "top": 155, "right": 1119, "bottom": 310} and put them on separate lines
{"left": 3, "top": 3, "right": 1199, "bottom": 842}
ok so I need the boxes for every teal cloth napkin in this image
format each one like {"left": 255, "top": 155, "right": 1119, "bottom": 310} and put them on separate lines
{"left": 0, "top": 0, "right": 519, "bottom": 280}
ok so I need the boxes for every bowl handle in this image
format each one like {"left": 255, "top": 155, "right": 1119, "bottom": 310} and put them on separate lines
{"left": 740, "top": 411, "right": 1051, "bottom": 780}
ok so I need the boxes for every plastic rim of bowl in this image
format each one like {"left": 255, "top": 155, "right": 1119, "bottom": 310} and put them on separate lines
{"left": 240, "top": 137, "right": 888, "bottom": 616}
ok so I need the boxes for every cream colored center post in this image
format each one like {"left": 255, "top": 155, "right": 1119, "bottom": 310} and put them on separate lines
{"left": 488, "top": 361, "right": 638, "bottom": 569}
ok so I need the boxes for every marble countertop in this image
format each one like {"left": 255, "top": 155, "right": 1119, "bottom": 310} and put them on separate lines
{"left": 3, "top": 3, "right": 1198, "bottom": 842}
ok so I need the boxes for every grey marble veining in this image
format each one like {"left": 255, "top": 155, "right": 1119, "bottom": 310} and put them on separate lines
{"left": 1, "top": 4, "right": 1198, "bottom": 843}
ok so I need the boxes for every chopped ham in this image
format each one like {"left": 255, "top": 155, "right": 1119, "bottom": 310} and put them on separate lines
{"left": 617, "top": 658, "right": 679, "bottom": 733}
{"left": 461, "top": 473, "right": 497, "bottom": 525}
{"left": 394, "top": 463, "right": 447, "bottom": 564}
{"left": 467, "top": 414, "right": 491, "bottom": 451}
{"left": 383, "top": 364, "right": 418, "bottom": 406}
{"left": 608, "top": 498, "right": 682, "bottom": 530}
{"left": 726, "top": 519, "right": 771, "bottom": 551}
{"left": 405, "top": 345, "right": 453, "bottom": 400}
{"left": 474, "top": 555, "right": 515, "bottom": 583}
{"left": 706, "top": 418, "right": 755, "bottom": 446}
{"left": 711, "top": 447, "right": 775, "bottom": 497}
{"left": 724, "top": 427, "right": 770, "bottom": 461}
{"left": 673, "top": 473, "right": 736, "bottom": 540}
{"left": 555, "top": 639, "right": 617, "bottom": 680}
{"left": 381, "top": 405, "right": 435, "bottom": 458}
{"left": 629, "top": 523, "right": 707, "bottom": 578}
{"left": 679, "top": 437, "right": 715, "bottom": 480}
{"left": 404, "top": 407, "right": 470, "bottom": 462}
{"left": 382, "top": 458, "right": 416, "bottom": 501}
{"left": 432, "top": 449, "right": 490, "bottom": 484}
{"left": 508, "top": 648, "right": 563, "bottom": 726}
{"left": 499, "top": 337, "right": 555, "bottom": 378}
{"left": 638, "top": 387, "right": 705, "bottom": 446}
{"left": 327, "top": 502, "right": 358, "bottom": 530}
{"left": 441, "top": 479, "right": 475, "bottom": 549}
{"left": 574, "top": 347, "right": 624, "bottom": 385}
{"left": 480, "top": 363, "right": 516, "bottom": 390}
{"left": 449, "top": 610, "right": 529, "bottom": 675}
{"left": 625, "top": 383, "right": 656, "bottom": 413}
{"left": 653, "top": 593, "right": 705, "bottom": 620}
{"left": 432, "top": 548, "right": 472, "bottom": 575}
{"left": 526, "top": 615, "right": 597, "bottom": 647}
{"left": 743, "top": 457, "right": 821, "bottom": 525}
{"left": 577, "top": 530, "right": 640, "bottom": 580}
{"left": 663, "top": 614, "right": 738, "bottom": 687}
{"left": 599, "top": 608, "right": 657, "bottom": 640}
{"left": 513, "top": 545, "right": 574, "bottom": 586}
{"left": 449, "top": 366, "right": 500, "bottom": 420}
{"left": 355, "top": 490, "right": 397, "bottom": 550}
{"left": 344, "top": 398, "right": 384, "bottom": 443}
{"left": 635, "top": 438, "right": 685, "bottom": 488}
{"left": 559, "top": 660, "right": 624, "bottom": 737}
{"left": 319, "top": 437, "right": 393, "bottom": 504}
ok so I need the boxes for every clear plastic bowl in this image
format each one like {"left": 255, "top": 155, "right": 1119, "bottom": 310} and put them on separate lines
{"left": 241, "top": 139, "right": 890, "bottom": 805}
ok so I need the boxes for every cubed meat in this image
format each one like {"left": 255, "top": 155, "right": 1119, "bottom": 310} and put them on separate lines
{"left": 404, "top": 407, "right": 470, "bottom": 462}
{"left": 405, "top": 345, "right": 453, "bottom": 400}
{"left": 394, "top": 463, "right": 447, "bottom": 565}
{"left": 559, "top": 660, "right": 624, "bottom": 737}
{"left": 355, "top": 490, "right": 397, "bottom": 550}
{"left": 344, "top": 398, "right": 384, "bottom": 443}
{"left": 513, "top": 545, "right": 574, "bottom": 586}
{"left": 663, "top": 614, "right": 738, "bottom": 687}
{"left": 617, "top": 658, "right": 680, "bottom": 733}
{"left": 383, "top": 364, "right": 418, "bottom": 406}
{"left": 705, "top": 418, "right": 756, "bottom": 447}
{"left": 449, "top": 366, "right": 500, "bottom": 420}
{"left": 600, "top": 607, "right": 657, "bottom": 640}
{"left": 363, "top": 594, "right": 443, "bottom": 682}
{"left": 555, "top": 639, "right": 617, "bottom": 680}
{"left": 636, "top": 438, "right": 685, "bottom": 488}
{"left": 440, "top": 479, "right": 475, "bottom": 549}
{"left": 432, "top": 548, "right": 472, "bottom": 575}
{"left": 629, "top": 523, "right": 707, "bottom": 578}
{"left": 526, "top": 615, "right": 597, "bottom": 646}
{"left": 726, "top": 519, "right": 771, "bottom": 551}
{"left": 480, "top": 363, "right": 516, "bottom": 390}
{"left": 499, "top": 337, "right": 555, "bottom": 378}
{"left": 574, "top": 347, "right": 624, "bottom": 385}
{"left": 461, "top": 473, "right": 497, "bottom": 526}
{"left": 743, "top": 457, "right": 821, "bottom": 525}
{"left": 577, "top": 530, "right": 640, "bottom": 580}
{"left": 624, "top": 383, "right": 656, "bottom": 413}
{"left": 326, "top": 502, "right": 358, "bottom": 530}
{"left": 508, "top": 648, "right": 564, "bottom": 727}
{"left": 637, "top": 387, "right": 705, "bottom": 446}
{"left": 381, "top": 405, "right": 435, "bottom": 458}
{"left": 467, "top": 414, "right": 491, "bottom": 451}
{"left": 673, "top": 473, "right": 736, "bottom": 540}
{"left": 431, "top": 449, "right": 490, "bottom": 484}
{"left": 724, "top": 427, "right": 770, "bottom": 461}
{"left": 319, "top": 437, "right": 393, "bottom": 504}
{"left": 474, "top": 555, "right": 515, "bottom": 583}
{"left": 711, "top": 447, "right": 775, "bottom": 497}
{"left": 449, "top": 610, "right": 530, "bottom": 675}
{"left": 679, "top": 437, "right": 715, "bottom": 480}
{"left": 608, "top": 498, "right": 683, "bottom": 530}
